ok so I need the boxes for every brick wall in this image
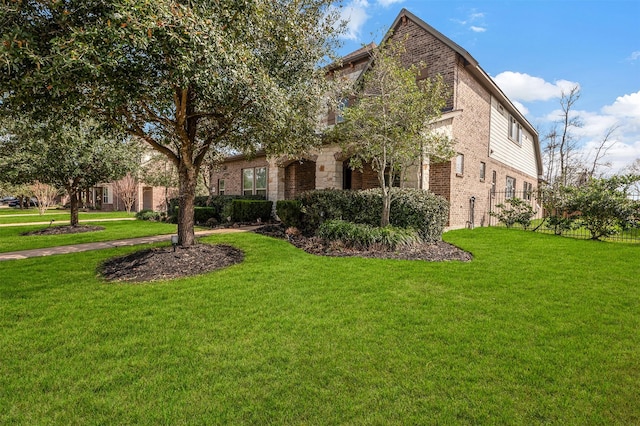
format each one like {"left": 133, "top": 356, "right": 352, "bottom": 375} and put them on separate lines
{"left": 284, "top": 160, "right": 316, "bottom": 198}
{"left": 390, "top": 17, "right": 457, "bottom": 110}
{"left": 209, "top": 156, "right": 269, "bottom": 196}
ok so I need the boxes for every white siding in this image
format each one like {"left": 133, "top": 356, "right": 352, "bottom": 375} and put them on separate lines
{"left": 489, "top": 96, "right": 538, "bottom": 178}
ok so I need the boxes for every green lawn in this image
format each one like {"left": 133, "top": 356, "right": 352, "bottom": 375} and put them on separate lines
{"left": 0, "top": 208, "right": 134, "bottom": 223}
{"left": 0, "top": 220, "right": 178, "bottom": 253}
{"left": 1, "top": 228, "right": 638, "bottom": 424}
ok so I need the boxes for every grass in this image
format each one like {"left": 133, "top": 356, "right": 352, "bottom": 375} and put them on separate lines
{"left": 0, "top": 220, "right": 178, "bottom": 252}
{"left": 1, "top": 227, "right": 638, "bottom": 424}
{"left": 0, "top": 208, "right": 134, "bottom": 223}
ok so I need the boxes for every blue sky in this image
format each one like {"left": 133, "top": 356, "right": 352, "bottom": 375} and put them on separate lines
{"left": 332, "top": 0, "right": 640, "bottom": 173}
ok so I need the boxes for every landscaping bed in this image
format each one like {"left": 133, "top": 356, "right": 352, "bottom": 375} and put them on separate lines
{"left": 255, "top": 223, "right": 472, "bottom": 262}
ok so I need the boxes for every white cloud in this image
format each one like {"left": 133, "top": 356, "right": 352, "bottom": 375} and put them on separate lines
{"left": 470, "top": 26, "right": 486, "bottom": 33}
{"left": 512, "top": 100, "right": 529, "bottom": 116}
{"left": 493, "top": 71, "right": 579, "bottom": 102}
{"left": 542, "top": 93, "right": 640, "bottom": 174}
{"left": 377, "top": 0, "right": 404, "bottom": 6}
{"left": 627, "top": 51, "right": 640, "bottom": 61}
{"left": 452, "top": 9, "right": 487, "bottom": 33}
{"left": 333, "top": 0, "right": 370, "bottom": 41}
{"left": 602, "top": 91, "right": 640, "bottom": 119}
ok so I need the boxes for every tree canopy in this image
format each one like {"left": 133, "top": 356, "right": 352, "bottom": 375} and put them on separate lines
{"left": 0, "top": 117, "right": 140, "bottom": 225}
{"left": 1, "top": 0, "right": 344, "bottom": 245}
{"left": 330, "top": 40, "right": 455, "bottom": 227}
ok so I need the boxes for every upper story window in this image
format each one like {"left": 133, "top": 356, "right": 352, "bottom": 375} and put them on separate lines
{"left": 336, "top": 98, "right": 348, "bottom": 124}
{"left": 242, "top": 167, "right": 267, "bottom": 197}
{"left": 455, "top": 153, "right": 464, "bottom": 176}
{"left": 479, "top": 162, "right": 486, "bottom": 182}
{"left": 508, "top": 115, "right": 522, "bottom": 145}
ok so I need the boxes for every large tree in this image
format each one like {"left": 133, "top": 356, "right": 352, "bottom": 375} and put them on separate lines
{"left": 331, "top": 41, "right": 455, "bottom": 227}
{"left": 0, "top": 118, "right": 139, "bottom": 226}
{"left": 0, "top": 0, "right": 343, "bottom": 246}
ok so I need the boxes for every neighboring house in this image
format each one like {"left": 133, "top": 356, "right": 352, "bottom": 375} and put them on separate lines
{"left": 209, "top": 8, "right": 543, "bottom": 229}
{"left": 76, "top": 153, "right": 177, "bottom": 213}
{"left": 80, "top": 183, "right": 172, "bottom": 213}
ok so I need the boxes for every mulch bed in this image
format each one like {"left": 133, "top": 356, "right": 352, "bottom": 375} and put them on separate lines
{"left": 29, "top": 221, "right": 470, "bottom": 283}
{"left": 22, "top": 225, "right": 105, "bottom": 236}
{"left": 99, "top": 244, "right": 244, "bottom": 283}
{"left": 255, "top": 224, "right": 473, "bottom": 262}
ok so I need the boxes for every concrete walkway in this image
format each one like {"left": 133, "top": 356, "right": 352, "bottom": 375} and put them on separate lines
{"left": 0, "top": 226, "right": 260, "bottom": 261}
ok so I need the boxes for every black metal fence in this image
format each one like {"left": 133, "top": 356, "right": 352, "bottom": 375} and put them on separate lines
{"left": 487, "top": 189, "right": 640, "bottom": 243}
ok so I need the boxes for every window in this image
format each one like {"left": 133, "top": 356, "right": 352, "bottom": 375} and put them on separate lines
{"left": 336, "top": 98, "right": 348, "bottom": 124}
{"left": 506, "top": 176, "right": 516, "bottom": 198}
{"left": 103, "top": 187, "right": 111, "bottom": 204}
{"left": 242, "top": 167, "right": 267, "bottom": 197}
{"left": 218, "top": 179, "right": 225, "bottom": 196}
{"left": 523, "top": 181, "right": 533, "bottom": 200}
{"left": 480, "top": 162, "right": 486, "bottom": 182}
{"left": 508, "top": 115, "right": 522, "bottom": 145}
{"left": 491, "top": 171, "right": 497, "bottom": 196}
{"left": 455, "top": 153, "right": 464, "bottom": 176}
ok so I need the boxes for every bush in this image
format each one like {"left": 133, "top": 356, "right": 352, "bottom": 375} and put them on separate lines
{"left": 135, "top": 209, "right": 162, "bottom": 221}
{"left": 318, "top": 219, "right": 422, "bottom": 250}
{"left": 294, "top": 188, "right": 449, "bottom": 242}
{"left": 230, "top": 200, "right": 273, "bottom": 223}
{"left": 490, "top": 197, "right": 537, "bottom": 229}
{"left": 276, "top": 200, "right": 302, "bottom": 228}
{"left": 385, "top": 188, "right": 449, "bottom": 243}
{"left": 563, "top": 176, "right": 640, "bottom": 240}
{"left": 194, "top": 207, "right": 217, "bottom": 225}
{"left": 168, "top": 194, "right": 267, "bottom": 222}
{"left": 295, "top": 189, "right": 352, "bottom": 235}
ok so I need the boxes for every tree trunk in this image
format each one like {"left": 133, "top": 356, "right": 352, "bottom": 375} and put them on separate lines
{"left": 69, "top": 189, "right": 80, "bottom": 227}
{"left": 177, "top": 163, "right": 197, "bottom": 246}
{"left": 381, "top": 188, "right": 391, "bottom": 227}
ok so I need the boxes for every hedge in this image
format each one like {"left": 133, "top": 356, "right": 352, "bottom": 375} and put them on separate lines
{"left": 230, "top": 200, "right": 273, "bottom": 223}
{"left": 275, "top": 200, "right": 302, "bottom": 228}
{"left": 293, "top": 188, "right": 449, "bottom": 242}
{"left": 169, "top": 194, "right": 267, "bottom": 222}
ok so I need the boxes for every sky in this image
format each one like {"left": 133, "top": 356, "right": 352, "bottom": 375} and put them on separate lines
{"left": 331, "top": 0, "right": 640, "bottom": 174}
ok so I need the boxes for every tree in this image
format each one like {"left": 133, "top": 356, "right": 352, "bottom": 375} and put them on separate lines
{"left": 543, "top": 86, "right": 582, "bottom": 185}
{"left": 0, "top": 118, "right": 139, "bottom": 226}
{"left": 30, "top": 181, "right": 59, "bottom": 215}
{"left": 330, "top": 40, "right": 455, "bottom": 227}
{"left": 1, "top": 0, "right": 344, "bottom": 246}
{"left": 112, "top": 174, "right": 138, "bottom": 214}
{"left": 563, "top": 175, "right": 640, "bottom": 240}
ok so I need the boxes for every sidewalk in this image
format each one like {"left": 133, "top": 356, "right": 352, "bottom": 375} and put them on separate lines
{"left": 0, "top": 217, "right": 136, "bottom": 227}
{"left": 0, "top": 226, "right": 259, "bottom": 261}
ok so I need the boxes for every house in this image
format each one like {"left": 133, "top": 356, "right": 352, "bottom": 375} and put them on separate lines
{"left": 74, "top": 153, "right": 177, "bottom": 213}
{"left": 209, "top": 9, "right": 543, "bottom": 229}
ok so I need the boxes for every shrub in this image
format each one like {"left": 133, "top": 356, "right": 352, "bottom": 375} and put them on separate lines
{"left": 230, "top": 200, "right": 273, "bottom": 223}
{"left": 168, "top": 194, "right": 267, "bottom": 222}
{"left": 295, "top": 189, "right": 352, "bottom": 235}
{"left": 490, "top": 197, "right": 537, "bottom": 229}
{"left": 563, "top": 176, "right": 640, "bottom": 240}
{"left": 194, "top": 207, "right": 217, "bottom": 225}
{"left": 135, "top": 209, "right": 162, "bottom": 221}
{"left": 386, "top": 188, "right": 449, "bottom": 243}
{"left": 294, "top": 188, "right": 448, "bottom": 242}
{"left": 317, "top": 219, "right": 421, "bottom": 250}
{"left": 276, "top": 200, "right": 302, "bottom": 228}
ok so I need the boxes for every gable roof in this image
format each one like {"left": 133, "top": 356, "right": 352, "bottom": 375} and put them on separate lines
{"left": 383, "top": 9, "right": 544, "bottom": 179}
